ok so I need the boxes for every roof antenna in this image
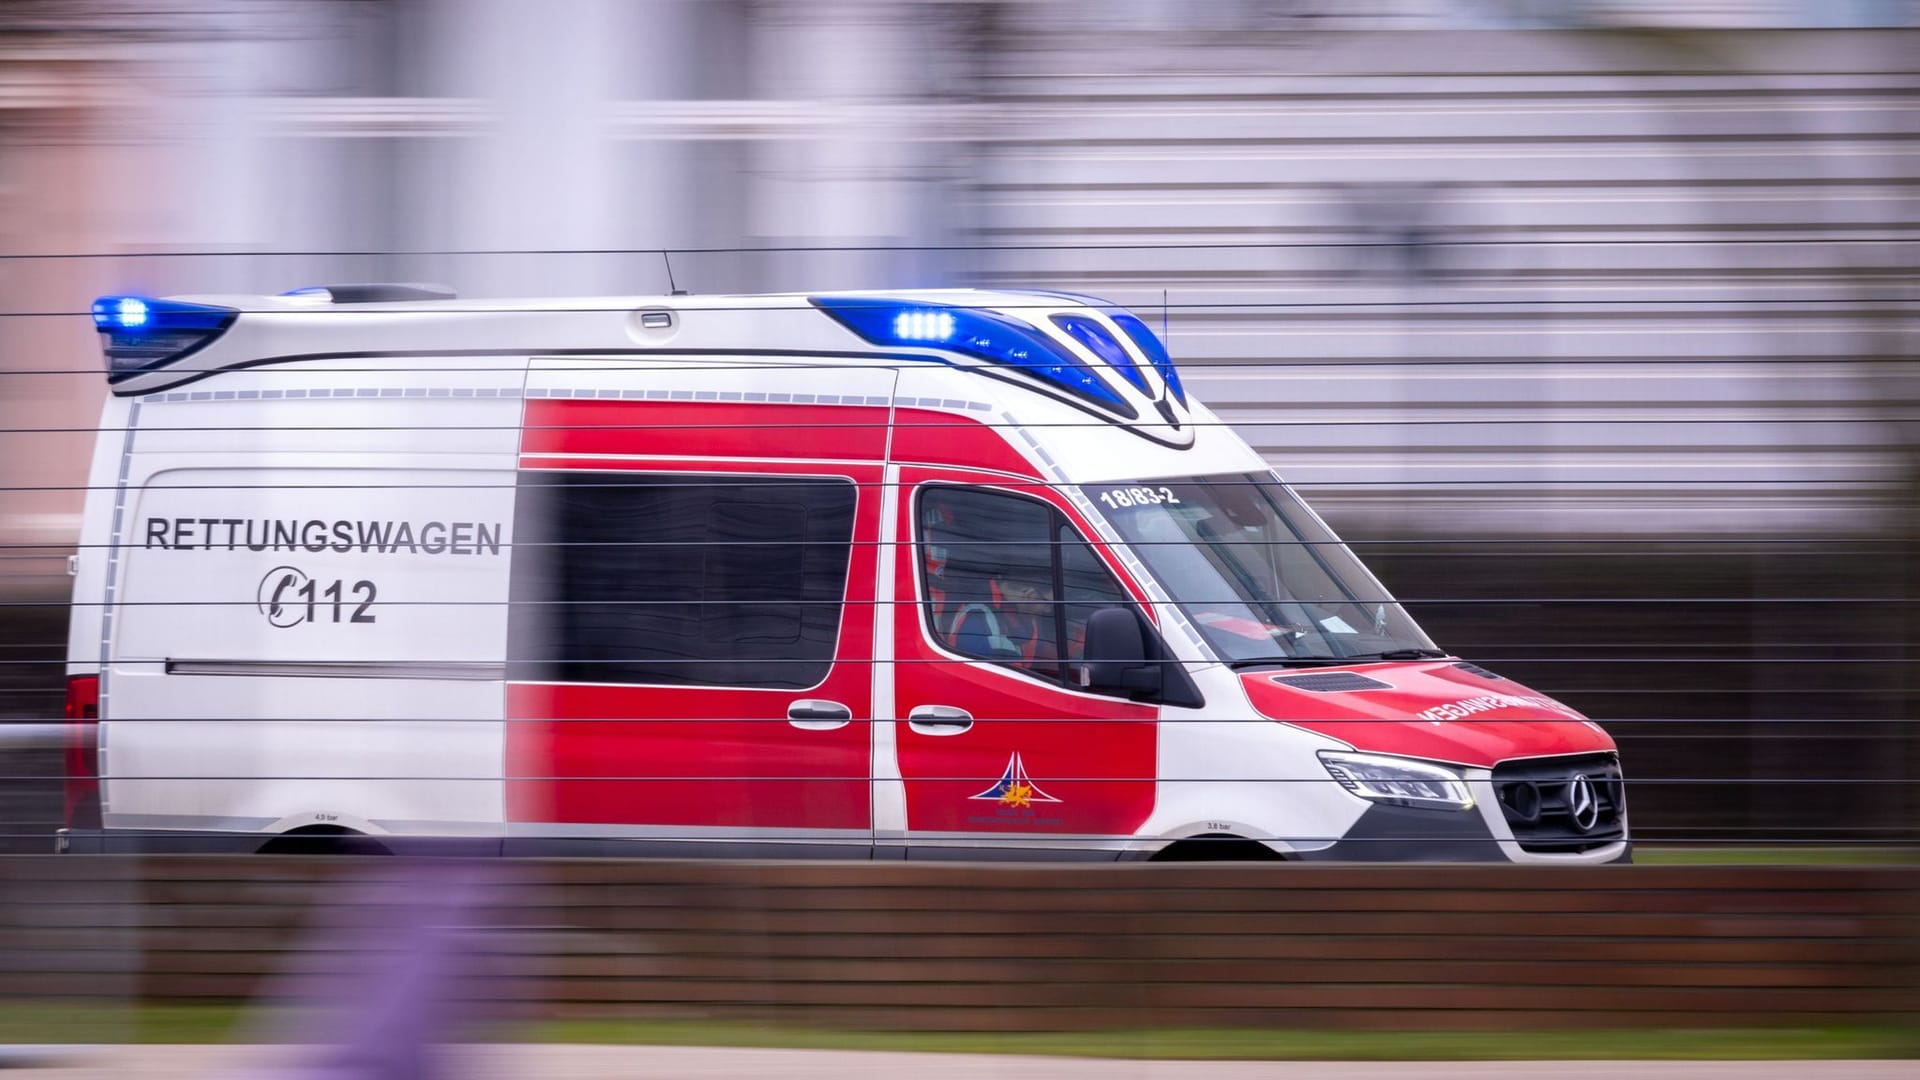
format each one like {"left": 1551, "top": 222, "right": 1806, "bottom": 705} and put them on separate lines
{"left": 1161, "top": 287, "right": 1170, "bottom": 343}
{"left": 661, "top": 251, "right": 689, "bottom": 296}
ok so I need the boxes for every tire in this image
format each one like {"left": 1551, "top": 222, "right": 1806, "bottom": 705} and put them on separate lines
{"left": 255, "top": 825, "right": 391, "bottom": 856}
{"left": 1149, "top": 834, "right": 1285, "bottom": 862}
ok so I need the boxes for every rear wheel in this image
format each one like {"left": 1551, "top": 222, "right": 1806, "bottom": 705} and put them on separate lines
{"left": 255, "top": 825, "right": 391, "bottom": 856}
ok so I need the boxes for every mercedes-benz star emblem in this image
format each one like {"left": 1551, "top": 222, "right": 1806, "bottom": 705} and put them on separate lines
{"left": 1567, "top": 774, "right": 1600, "bottom": 833}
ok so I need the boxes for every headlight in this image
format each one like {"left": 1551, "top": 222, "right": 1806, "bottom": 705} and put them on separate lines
{"left": 1318, "top": 751, "right": 1474, "bottom": 812}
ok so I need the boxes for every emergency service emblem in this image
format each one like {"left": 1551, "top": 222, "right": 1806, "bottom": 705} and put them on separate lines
{"left": 970, "top": 752, "right": 1061, "bottom": 809}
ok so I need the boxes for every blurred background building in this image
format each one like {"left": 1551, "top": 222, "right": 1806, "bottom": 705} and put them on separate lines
{"left": 2, "top": 0, "right": 1916, "bottom": 846}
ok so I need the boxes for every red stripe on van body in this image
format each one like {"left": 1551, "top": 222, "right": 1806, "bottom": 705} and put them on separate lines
{"left": 889, "top": 408, "right": 1039, "bottom": 477}
{"left": 523, "top": 400, "right": 892, "bottom": 460}
{"left": 504, "top": 684, "right": 871, "bottom": 831}
{"left": 505, "top": 455, "right": 882, "bottom": 834}
{"left": 524, "top": 400, "right": 1041, "bottom": 476}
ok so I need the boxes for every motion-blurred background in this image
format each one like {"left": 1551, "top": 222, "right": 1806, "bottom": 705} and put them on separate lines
{"left": 2, "top": 0, "right": 1915, "bottom": 854}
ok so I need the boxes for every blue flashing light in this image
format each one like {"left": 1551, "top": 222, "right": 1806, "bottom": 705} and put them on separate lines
{"left": 110, "top": 297, "right": 149, "bottom": 328}
{"left": 1052, "top": 314, "right": 1149, "bottom": 395}
{"left": 1109, "top": 312, "right": 1186, "bottom": 407}
{"left": 90, "top": 295, "right": 239, "bottom": 383}
{"left": 893, "top": 309, "right": 956, "bottom": 342}
{"left": 813, "top": 297, "right": 1134, "bottom": 417}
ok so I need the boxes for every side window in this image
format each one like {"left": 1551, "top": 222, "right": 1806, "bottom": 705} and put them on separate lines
{"left": 919, "top": 486, "right": 1134, "bottom": 690}
{"left": 508, "top": 473, "right": 857, "bottom": 689}
{"left": 1059, "top": 525, "right": 1134, "bottom": 669}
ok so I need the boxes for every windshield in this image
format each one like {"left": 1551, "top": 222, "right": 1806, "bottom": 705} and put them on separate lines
{"left": 1081, "top": 473, "right": 1439, "bottom": 665}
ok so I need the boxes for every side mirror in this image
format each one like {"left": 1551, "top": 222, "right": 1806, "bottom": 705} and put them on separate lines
{"left": 1083, "top": 607, "right": 1162, "bottom": 698}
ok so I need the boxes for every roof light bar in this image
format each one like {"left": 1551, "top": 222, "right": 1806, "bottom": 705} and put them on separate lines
{"left": 107, "top": 297, "right": 149, "bottom": 327}
{"left": 998, "top": 291, "right": 1189, "bottom": 408}
{"left": 1109, "top": 312, "right": 1185, "bottom": 407}
{"left": 91, "top": 295, "right": 238, "bottom": 383}
{"left": 812, "top": 297, "right": 1133, "bottom": 416}
{"left": 893, "top": 309, "right": 956, "bottom": 342}
{"left": 1052, "top": 314, "right": 1150, "bottom": 395}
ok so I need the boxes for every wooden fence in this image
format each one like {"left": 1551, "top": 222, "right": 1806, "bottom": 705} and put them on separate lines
{"left": 2, "top": 858, "right": 1915, "bottom": 1031}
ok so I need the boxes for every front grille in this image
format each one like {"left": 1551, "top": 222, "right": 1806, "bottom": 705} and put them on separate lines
{"left": 1491, "top": 752, "right": 1626, "bottom": 854}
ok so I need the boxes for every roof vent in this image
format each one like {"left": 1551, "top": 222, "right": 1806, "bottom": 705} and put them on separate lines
{"left": 1272, "top": 672, "right": 1393, "bottom": 693}
{"left": 282, "top": 283, "right": 456, "bottom": 304}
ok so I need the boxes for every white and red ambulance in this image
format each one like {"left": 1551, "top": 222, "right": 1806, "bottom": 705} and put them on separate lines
{"left": 61, "top": 285, "right": 1628, "bottom": 862}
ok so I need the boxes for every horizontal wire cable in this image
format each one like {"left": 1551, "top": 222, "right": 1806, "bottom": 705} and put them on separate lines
{"left": 0, "top": 775, "right": 1895, "bottom": 784}
{"left": 6, "top": 354, "right": 1910, "bottom": 375}
{"left": 0, "top": 835, "right": 1706, "bottom": 843}
{"left": 4, "top": 533, "right": 1903, "bottom": 546}
{"left": 5, "top": 236, "right": 1910, "bottom": 260}
{"left": 10, "top": 296, "right": 1918, "bottom": 318}
{"left": 15, "top": 596, "right": 1920, "bottom": 606}
{"left": 0, "top": 482, "right": 1905, "bottom": 494}
{"left": 3, "top": 659, "right": 1914, "bottom": 669}
{"left": 9, "top": 415, "right": 1917, "bottom": 434}
{"left": 2, "top": 716, "right": 1911, "bottom": 724}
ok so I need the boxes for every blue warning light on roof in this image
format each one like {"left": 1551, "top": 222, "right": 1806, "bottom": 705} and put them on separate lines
{"left": 812, "top": 297, "right": 1134, "bottom": 417}
{"left": 1109, "top": 312, "right": 1185, "bottom": 407}
{"left": 999, "top": 291, "right": 1188, "bottom": 409}
{"left": 892, "top": 309, "right": 956, "bottom": 342}
{"left": 90, "top": 295, "right": 239, "bottom": 383}
{"left": 99, "top": 297, "right": 149, "bottom": 328}
{"left": 1052, "top": 314, "right": 1149, "bottom": 396}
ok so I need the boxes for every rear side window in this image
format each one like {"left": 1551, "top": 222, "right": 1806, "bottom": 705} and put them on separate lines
{"left": 508, "top": 473, "right": 857, "bottom": 689}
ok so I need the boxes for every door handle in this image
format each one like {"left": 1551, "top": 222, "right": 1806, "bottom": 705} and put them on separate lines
{"left": 907, "top": 705, "right": 974, "bottom": 735}
{"left": 787, "top": 699, "right": 852, "bottom": 730}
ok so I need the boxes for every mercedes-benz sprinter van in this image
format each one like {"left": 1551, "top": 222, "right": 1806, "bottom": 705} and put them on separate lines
{"left": 61, "top": 285, "right": 1628, "bottom": 862}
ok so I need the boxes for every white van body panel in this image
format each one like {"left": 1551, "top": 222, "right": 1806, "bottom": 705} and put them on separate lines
{"left": 95, "top": 355, "right": 525, "bottom": 835}
{"left": 65, "top": 396, "right": 131, "bottom": 680}
{"left": 1143, "top": 721, "right": 1370, "bottom": 857}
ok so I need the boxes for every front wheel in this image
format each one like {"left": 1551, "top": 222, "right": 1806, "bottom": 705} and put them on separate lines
{"left": 1149, "top": 834, "right": 1285, "bottom": 862}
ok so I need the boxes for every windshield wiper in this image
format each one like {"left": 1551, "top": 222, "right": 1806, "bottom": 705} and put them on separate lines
{"left": 1226, "top": 648, "right": 1449, "bottom": 671}
{"left": 1342, "top": 648, "right": 1451, "bottom": 661}
{"left": 1227, "top": 656, "right": 1359, "bottom": 670}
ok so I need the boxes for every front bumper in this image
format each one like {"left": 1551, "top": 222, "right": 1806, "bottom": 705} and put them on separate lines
{"left": 1291, "top": 802, "right": 1632, "bottom": 864}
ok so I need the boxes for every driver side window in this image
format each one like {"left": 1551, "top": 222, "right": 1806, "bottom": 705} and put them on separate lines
{"left": 919, "top": 486, "right": 1134, "bottom": 689}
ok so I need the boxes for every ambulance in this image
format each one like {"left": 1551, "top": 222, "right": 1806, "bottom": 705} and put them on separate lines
{"left": 60, "top": 284, "right": 1629, "bottom": 862}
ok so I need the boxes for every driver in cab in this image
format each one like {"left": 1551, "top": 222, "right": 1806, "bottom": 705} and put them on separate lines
{"left": 952, "top": 570, "right": 1059, "bottom": 677}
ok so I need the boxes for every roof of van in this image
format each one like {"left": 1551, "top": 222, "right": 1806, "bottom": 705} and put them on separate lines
{"left": 159, "top": 287, "right": 1060, "bottom": 314}
{"left": 89, "top": 286, "right": 1195, "bottom": 444}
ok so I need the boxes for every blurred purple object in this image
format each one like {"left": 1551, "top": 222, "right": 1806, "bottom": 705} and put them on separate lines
{"left": 241, "top": 858, "right": 509, "bottom": 1080}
